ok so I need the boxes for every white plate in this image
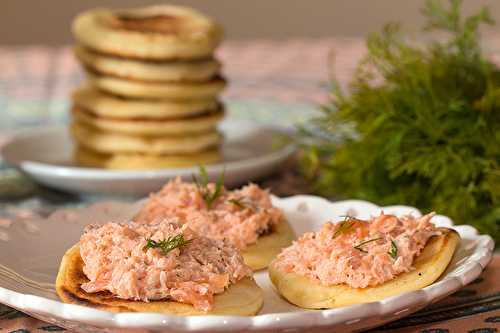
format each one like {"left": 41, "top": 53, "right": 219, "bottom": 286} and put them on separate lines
{"left": 0, "top": 196, "right": 494, "bottom": 332}
{"left": 1, "top": 120, "right": 296, "bottom": 196}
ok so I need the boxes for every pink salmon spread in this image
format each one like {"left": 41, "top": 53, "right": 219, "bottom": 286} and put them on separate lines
{"left": 272, "top": 213, "right": 441, "bottom": 288}
{"left": 79, "top": 219, "right": 252, "bottom": 311}
{"left": 135, "top": 177, "right": 283, "bottom": 250}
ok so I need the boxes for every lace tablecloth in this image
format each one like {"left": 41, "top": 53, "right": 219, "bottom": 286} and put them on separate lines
{"left": 0, "top": 39, "right": 498, "bottom": 333}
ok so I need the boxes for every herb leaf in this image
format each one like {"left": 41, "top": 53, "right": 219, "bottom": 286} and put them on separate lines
{"left": 388, "top": 240, "right": 398, "bottom": 259}
{"left": 192, "top": 165, "right": 225, "bottom": 209}
{"left": 143, "top": 234, "right": 191, "bottom": 255}
{"left": 354, "top": 237, "right": 383, "bottom": 253}
{"left": 332, "top": 216, "right": 358, "bottom": 239}
{"left": 228, "top": 197, "right": 256, "bottom": 210}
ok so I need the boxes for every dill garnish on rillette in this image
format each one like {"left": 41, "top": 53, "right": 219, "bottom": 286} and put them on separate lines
{"left": 353, "top": 237, "right": 383, "bottom": 253}
{"left": 144, "top": 233, "right": 191, "bottom": 255}
{"left": 388, "top": 240, "right": 398, "bottom": 259}
{"left": 192, "top": 165, "right": 224, "bottom": 209}
{"left": 332, "top": 216, "right": 359, "bottom": 239}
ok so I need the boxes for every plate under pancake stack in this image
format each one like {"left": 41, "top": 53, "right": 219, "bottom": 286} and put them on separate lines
{"left": 70, "top": 5, "right": 225, "bottom": 169}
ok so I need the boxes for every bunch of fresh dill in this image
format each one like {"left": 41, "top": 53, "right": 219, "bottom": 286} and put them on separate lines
{"left": 301, "top": 0, "right": 500, "bottom": 242}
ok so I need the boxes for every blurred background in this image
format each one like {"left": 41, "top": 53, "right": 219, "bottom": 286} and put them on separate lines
{"left": 1, "top": 0, "right": 500, "bottom": 44}
{"left": 1, "top": 0, "right": 500, "bottom": 131}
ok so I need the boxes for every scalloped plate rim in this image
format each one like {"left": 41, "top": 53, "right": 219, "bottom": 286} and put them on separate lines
{"left": 0, "top": 195, "right": 494, "bottom": 332}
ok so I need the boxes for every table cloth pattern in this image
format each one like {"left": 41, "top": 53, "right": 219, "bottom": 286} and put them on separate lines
{"left": 0, "top": 39, "right": 498, "bottom": 333}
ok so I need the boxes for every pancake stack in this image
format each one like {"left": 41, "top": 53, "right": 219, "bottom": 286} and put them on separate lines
{"left": 70, "top": 5, "right": 225, "bottom": 169}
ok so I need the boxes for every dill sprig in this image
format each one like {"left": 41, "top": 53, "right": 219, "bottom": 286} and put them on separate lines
{"left": 300, "top": 0, "right": 500, "bottom": 244}
{"left": 228, "top": 198, "right": 246, "bottom": 208}
{"left": 143, "top": 234, "right": 191, "bottom": 255}
{"left": 228, "top": 197, "right": 256, "bottom": 210}
{"left": 332, "top": 215, "right": 358, "bottom": 239}
{"left": 353, "top": 237, "right": 383, "bottom": 253}
{"left": 388, "top": 240, "right": 398, "bottom": 259}
{"left": 192, "top": 165, "right": 225, "bottom": 209}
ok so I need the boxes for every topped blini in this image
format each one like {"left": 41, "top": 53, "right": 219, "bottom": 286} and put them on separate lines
{"left": 73, "top": 5, "right": 223, "bottom": 60}
{"left": 269, "top": 213, "right": 460, "bottom": 309}
{"left": 135, "top": 172, "right": 295, "bottom": 270}
{"left": 56, "top": 219, "right": 263, "bottom": 315}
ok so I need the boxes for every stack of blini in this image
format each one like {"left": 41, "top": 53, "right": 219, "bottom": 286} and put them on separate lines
{"left": 70, "top": 5, "right": 225, "bottom": 169}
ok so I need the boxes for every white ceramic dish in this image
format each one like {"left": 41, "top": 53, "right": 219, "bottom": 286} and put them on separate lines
{"left": 1, "top": 120, "right": 295, "bottom": 196}
{"left": 0, "top": 196, "right": 494, "bottom": 332}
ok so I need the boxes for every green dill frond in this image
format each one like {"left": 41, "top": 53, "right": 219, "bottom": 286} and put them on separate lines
{"left": 143, "top": 234, "right": 191, "bottom": 255}
{"left": 388, "top": 240, "right": 399, "bottom": 259}
{"left": 192, "top": 165, "right": 225, "bottom": 209}
{"left": 353, "top": 237, "right": 383, "bottom": 253}
{"left": 300, "top": 0, "right": 500, "bottom": 244}
{"left": 228, "top": 197, "right": 256, "bottom": 210}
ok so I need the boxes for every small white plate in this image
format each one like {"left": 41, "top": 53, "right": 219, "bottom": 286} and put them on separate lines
{"left": 0, "top": 196, "right": 494, "bottom": 332}
{"left": 1, "top": 120, "right": 296, "bottom": 196}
